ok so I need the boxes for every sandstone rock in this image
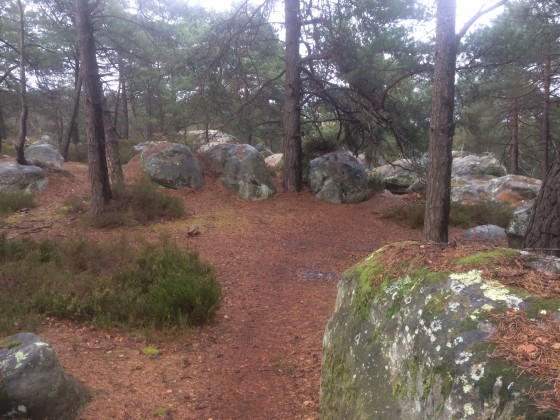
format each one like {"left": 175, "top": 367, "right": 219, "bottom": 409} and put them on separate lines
{"left": 463, "top": 224, "right": 507, "bottom": 240}
{"left": 486, "top": 175, "right": 541, "bottom": 206}
{"left": 24, "top": 143, "right": 64, "bottom": 170}
{"left": 0, "top": 163, "right": 48, "bottom": 194}
{"left": 0, "top": 332, "right": 90, "bottom": 419}
{"left": 181, "top": 130, "right": 238, "bottom": 151}
{"left": 451, "top": 154, "right": 507, "bottom": 178}
{"left": 220, "top": 144, "right": 275, "bottom": 200}
{"left": 321, "top": 243, "right": 551, "bottom": 419}
{"left": 141, "top": 142, "right": 204, "bottom": 189}
{"left": 309, "top": 152, "right": 368, "bottom": 204}
{"left": 370, "top": 160, "right": 419, "bottom": 194}
{"left": 200, "top": 143, "right": 236, "bottom": 173}
{"left": 265, "top": 153, "right": 283, "bottom": 171}
{"left": 506, "top": 200, "right": 534, "bottom": 249}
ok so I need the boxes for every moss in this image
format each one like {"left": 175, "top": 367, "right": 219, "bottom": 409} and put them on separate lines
{"left": 392, "top": 375, "right": 408, "bottom": 399}
{"left": 6, "top": 340, "right": 21, "bottom": 349}
{"left": 321, "top": 350, "right": 358, "bottom": 416}
{"left": 425, "top": 290, "right": 453, "bottom": 317}
{"left": 469, "top": 343, "right": 553, "bottom": 418}
{"left": 526, "top": 297, "right": 560, "bottom": 319}
{"left": 347, "top": 250, "right": 386, "bottom": 320}
{"left": 455, "top": 249, "right": 518, "bottom": 266}
{"left": 408, "top": 357, "right": 420, "bottom": 396}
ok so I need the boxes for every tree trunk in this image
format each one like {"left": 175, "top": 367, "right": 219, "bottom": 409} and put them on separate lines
{"left": 16, "top": 0, "right": 28, "bottom": 165}
{"left": 75, "top": 0, "right": 111, "bottom": 214}
{"left": 282, "top": 0, "right": 303, "bottom": 192}
{"left": 540, "top": 54, "right": 551, "bottom": 179}
{"left": 510, "top": 97, "right": 519, "bottom": 175}
{"left": 61, "top": 59, "right": 82, "bottom": 160}
{"left": 524, "top": 155, "right": 560, "bottom": 254}
{"left": 423, "top": 0, "right": 456, "bottom": 243}
{"left": 103, "top": 99, "right": 124, "bottom": 185}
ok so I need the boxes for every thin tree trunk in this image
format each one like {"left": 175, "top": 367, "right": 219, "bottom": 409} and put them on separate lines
{"left": 61, "top": 61, "right": 82, "bottom": 160}
{"left": 121, "top": 76, "right": 129, "bottom": 139}
{"left": 510, "top": 97, "right": 519, "bottom": 175}
{"left": 423, "top": 0, "right": 456, "bottom": 243}
{"left": 75, "top": 0, "right": 111, "bottom": 214}
{"left": 282, "top": 0, "right": 303, "bottom": 192}
{"left": 541, "top": 54, "right": 551, "bottom": 179}
{"left": 16, "top": 0, "right": 28, "bottom": 165}
{"left": 103, "top": 99, "right": 124, "bottom": 185}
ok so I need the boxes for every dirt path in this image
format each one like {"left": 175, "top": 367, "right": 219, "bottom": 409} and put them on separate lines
{"left": 4, "top": 162, "right": 429, "bottom": 419}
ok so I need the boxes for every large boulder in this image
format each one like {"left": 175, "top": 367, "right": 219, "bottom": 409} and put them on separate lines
{"left": 451, "top": 154, "right": 507, "bottom": 178}
{"left": 0, "top": 163, "right": 48, "bottom": 194}
{"left": 24, "top": 143, "right": 64, "bottom": 170}
{"left": 370, "top": 159, "right": 419, "bottom": 194}
{"left": 141, "top": 142, "right": 204, "bottom": 189}
{"left": 181, "top": 130, "right": 238, "bottom": 151}
{"left": 486, "top": 175, "right": 541, "bottom": 205}
{"left": 220, "top": 144, "right": 275, "bottom": 200}
{"left": 506, "top": 200, "right": 534, "bottom": 249}
{"left": 309, "top": 152, "right": 368, "bottom": 204}
{"left": 321, "top": 242, "right": 555, "bottom": 419}
{"left": 1, "top": 332, "right": 90, "bottom": 419}
{"left": 265, "top": 153, "right": 284, "bottom": 172}
{"left": 463, "top": 224, "right": 507, "bottom": 240}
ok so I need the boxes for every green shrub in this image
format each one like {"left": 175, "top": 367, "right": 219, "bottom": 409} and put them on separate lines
{"left": 381, "top": 200, "right": 514, "bottom": 229}
{"left": 67, "top": 142, "right": 88, "bottom": 162}
{"left": 82, "top": 176, "right": 184, "bottom": 228}
{"left": 0, "top": 190, "right": 36, "bottom": 216}
{"left": 0, "top": 235, "right": 222, "bottom": 334}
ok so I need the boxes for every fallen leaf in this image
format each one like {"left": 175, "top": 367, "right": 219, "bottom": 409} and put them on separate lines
{"left": 517, "top": 343, "right": 538, "bottom": 354}
{"left": 552, "top": 343, "right": 560, "bottom": 350}
{"left": 535, "top": 336, "right": 550, "bottom": 345}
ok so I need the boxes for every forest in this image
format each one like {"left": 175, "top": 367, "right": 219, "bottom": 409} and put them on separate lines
{"left": 1, "top": 0, "right": 559, "bottom": 247}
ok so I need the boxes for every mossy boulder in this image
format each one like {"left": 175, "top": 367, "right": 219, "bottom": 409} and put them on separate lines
{"left": 0, "top": 332, "right": 90, "bottom": 419}
{"left": 321, "top": 242, "right": 554, "bottom": 419}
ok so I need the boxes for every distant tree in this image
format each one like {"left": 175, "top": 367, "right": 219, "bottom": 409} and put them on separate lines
{"left": 282, "top": 0, "right": 303, "bottom": 192}
{"left": 15, "top": 0, "right": 28, "bottom": 165}
{"left": 75, "top": 0, "right": 111, "bottom": 214}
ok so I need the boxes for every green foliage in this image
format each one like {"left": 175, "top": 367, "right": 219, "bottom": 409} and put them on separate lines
{"left": 67, "top": 142, "right": 88, "bottom": 163}
{"left": 0, "top": 235, "right": 222, "bottom": 335}
{"left": 142, "top": 347, "right": 160, "bottom": 358}
{"left": 381, "top": 200, "right": 514, "bottom": 229}
{"left": 0, "top": 190, "right": 36, "bottom": 216}
{"left": 85, "top": 177, "right": 184, "bottom": 228}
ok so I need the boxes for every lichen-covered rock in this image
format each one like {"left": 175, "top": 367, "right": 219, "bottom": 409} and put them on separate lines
{"left": 181, "top": 130, "right": 238, "bottom": 151}
{"left": 450, "top": 176, "right": 491, "bottom": 205}
{"left": 0, "top": 163, "right": 48, "bottom": 194}
{"left": 452, "top": 154, "right": 507, "bottom": 178}
{"left": 486, "top": 175, "right": 541, "bottom": 206}
{"left": 370, "top": 160, "right": 419, "bottom": 194}
{"left": 265, "top": 153, "right": 284, "bottom": 172}
{"left": 141, "top": 142, "right": 204, "bottom": 189}
{"left": 24, "top": 143, "right": 65, "bottom": 170}
{"left": 463, "top": 224, "right": 507, "bottom": 240}
{"left": 309, "top": 152, "right": 368, "bottom": 204}
{"left": 221, "top": 144, "right": 275, "bottom": 200}
{"left": 506, "top": 200, "right": 534, "bottom": 249}
{"left": 0, "top": 332, "right": 90, "bottom": 419}
{"left": 200, "top": 143, "right": 236, "bottom": 173}
{"left": 321, "top": 243, "right": 552, "bottom": 419}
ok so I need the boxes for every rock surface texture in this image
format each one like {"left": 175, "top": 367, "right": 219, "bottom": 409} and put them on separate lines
{"left": 24, "top": 143, "right": 65, "bottom": 170}
{"left": 506, "top": 201, "right": 534, "bottom": 249}
{"left": 0, "top": 332, "right": 90, "bottom": 419}
{"left": 321, "top": 242, "right": 553, "bottom": 419}
{"left": 0, "top": 162, "right": 48, "bottom": 194}
{"left": 141, "top": 142, "right": 204, "bottom": 189}
{"left": 309, "top": 152, "right": 368, "bottom": 204}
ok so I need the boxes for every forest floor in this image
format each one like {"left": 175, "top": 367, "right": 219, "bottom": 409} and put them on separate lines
{"left": 4, "top": 159, "right": 470, "bottom": 419}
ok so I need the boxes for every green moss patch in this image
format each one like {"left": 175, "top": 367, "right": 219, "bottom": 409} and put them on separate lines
{"left": 455, "top": 249, "right": 518, "bottom": 266}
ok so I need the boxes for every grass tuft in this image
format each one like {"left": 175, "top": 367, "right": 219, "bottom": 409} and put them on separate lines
{"left": 381, "top": 200, "right": 514, "bottom": 229}
{"left": 0, "top": 235, "right": 222, "bottom": 335}
{"left": 0, "top": 190, "right": 36, "bottom": 216}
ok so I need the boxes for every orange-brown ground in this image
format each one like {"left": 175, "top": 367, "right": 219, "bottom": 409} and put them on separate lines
{"left": 0, "top": 161, "right": 481, "bottom": 419}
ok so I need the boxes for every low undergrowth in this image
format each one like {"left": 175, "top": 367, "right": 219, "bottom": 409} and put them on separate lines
{"left": 65, "top": 176, "right": 185, "bottom": 228}
{"left": 0, "top": 190, "right": 36, "bottom": 216}
{"left": 0, "top": 235, "right": 222, "bottom": 335}
{"left": 381, "top": 200, "right": 514, "bottom": 229}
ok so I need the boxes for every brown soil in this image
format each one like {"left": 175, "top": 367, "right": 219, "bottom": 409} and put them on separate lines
{"left": 2, "top": 161, "right": 470, "bottom": 419}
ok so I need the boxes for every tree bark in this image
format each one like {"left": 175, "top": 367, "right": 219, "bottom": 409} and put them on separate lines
{"left": 540, "top": 54, "right": 551, "bottom": 179}
{"left": 75, "top": 0, "right": 111, "bottom": 214}
{"left": 282, "top": 0, "right": 303, "bottom": 192}
{"left": 423, "top": 0, "right": 456, "bottom": 243}
{"left": 524, "top": 156, "right": 560, "bottom": 255}
{"left": 61, "top": 58, "right": 82, "bottom": 160}
{"left": 510, "top": 97, "right": 519, "bottom": 175}
{"left": 103, "top": 99, "right": 124, "bottom": 185}
{"left": 16, "top": 0, "right": 28, "bottom": 165}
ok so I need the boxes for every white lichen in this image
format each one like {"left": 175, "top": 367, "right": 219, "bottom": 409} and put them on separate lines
{"left": 463, "top": 402, "right": 475, "bottom": 416}
{"left": 456, "top": 351, "right": 473, "bottom": 365}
